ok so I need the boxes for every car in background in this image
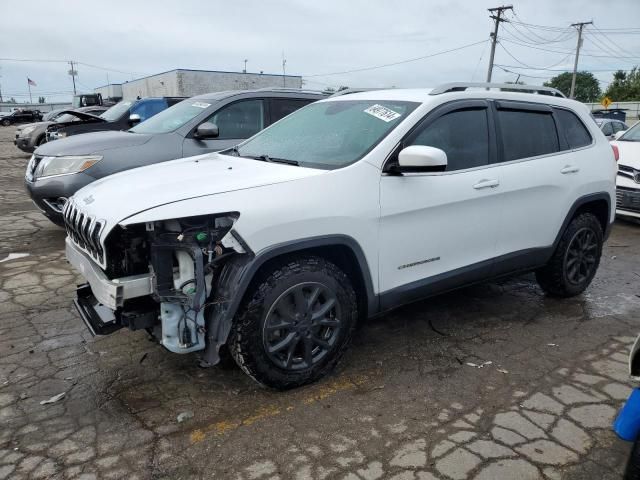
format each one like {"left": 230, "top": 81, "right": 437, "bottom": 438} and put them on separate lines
{"left": 1, "top": 109, "right": 42, "bottom": 126}
{"left": 26, "top": 89, "right": 324, "bottom": 225}
{"left": 14, "top": 106, "right": 109, "bottom": 153}
{"left": 595, "top": 117, "right": 628, "bottom": 139}
{"left": 612, "top": 121, "right": 640, "bottom": 221}
{"left": 45, "top": 97, "right": 185, "bottom": 142}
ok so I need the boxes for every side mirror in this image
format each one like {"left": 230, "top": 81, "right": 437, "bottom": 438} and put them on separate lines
{"left": 614, "top": 130, "right": 626, "bottom": 140}
{"left": 129, "top": 113, "right": 141, "bottom": 125}
{"left": 395, "top": 145, "right": 448, "bottom": 173}
{"left": 195, "top": 122, "right": 219, "bottom": 139}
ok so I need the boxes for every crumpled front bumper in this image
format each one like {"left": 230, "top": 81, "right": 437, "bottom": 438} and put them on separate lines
{"left": 65, "top": 237, "right": 154, "bottom": 310}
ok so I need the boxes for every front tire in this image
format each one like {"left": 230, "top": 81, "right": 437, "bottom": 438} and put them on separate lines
{"left": 625, "top": 437, "right": 640, "bottom": 480}
{"left": 1, "top": 119, "right": 10, "bottom": 127}
{"left": 536, "top": 213, "right": 603, "bottom": 297}
{"left": 228, "top": 256, "right": 357, "bottom": 390}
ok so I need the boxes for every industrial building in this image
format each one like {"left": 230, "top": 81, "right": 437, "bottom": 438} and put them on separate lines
{"left": 93, "top": 83, "right": 123, "bottom": 102}
{"left": 95, "top": 69, "right": 303, "bottom": 100}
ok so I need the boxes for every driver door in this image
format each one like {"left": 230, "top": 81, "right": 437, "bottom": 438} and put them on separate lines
{"left": 182, "top": 99, "right": 266, "bottom": 157}
{"left": 378, "top": 100, "right": 503, "bottom": 304}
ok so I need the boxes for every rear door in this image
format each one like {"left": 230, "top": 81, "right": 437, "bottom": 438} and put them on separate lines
{"left": 182, "top": 98, "right": 266, "bottom": 157}
{"left": 492, "top": 102, "right": 592, "bottom": 270}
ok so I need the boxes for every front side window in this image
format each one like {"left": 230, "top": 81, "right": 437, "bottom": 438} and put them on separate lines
{"left": 613, "top": 122, "right": 627, "bottom": 133}
{"left": 554, "top": 108, "right": 592, "bottom": 149}
{"left": 601, "top": 122, "right": 613, "bottom": 136}
{"left": 208, "top": 99, "right": 265, "bottom": 140}
{"left": 235, "top": 100, "right": 419, "bottom": 169}
{"left": 498, "top": 109, "right": 559, "bottom": 161}
{"left": 407, "top": 108, "right": 490, "bottom": 171}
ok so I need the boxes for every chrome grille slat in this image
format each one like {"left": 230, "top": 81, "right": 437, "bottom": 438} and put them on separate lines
{"left": 62, "top": 199, "right": 106, "bottom": 265}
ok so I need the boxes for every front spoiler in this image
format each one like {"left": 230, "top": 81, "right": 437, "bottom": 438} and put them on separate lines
{"left": 66, "top": 237, "right": 154, "bottom": 310}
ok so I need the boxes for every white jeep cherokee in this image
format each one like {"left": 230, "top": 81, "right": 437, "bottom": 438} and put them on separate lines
{"left": 64, "top": 83, "right": 617, "bottom": 389}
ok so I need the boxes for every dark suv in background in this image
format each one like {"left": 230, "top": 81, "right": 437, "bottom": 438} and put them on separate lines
{"left": 45, "top": 97, "right": 184, "bottom": 141}
{"left": 1, "top": 109, "right": 43, "bottom": 126}
{"left": 26, "top": 89, "right": 325, "bottom": 225}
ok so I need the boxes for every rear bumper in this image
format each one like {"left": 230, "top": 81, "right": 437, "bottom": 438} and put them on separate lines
{"left": 66, "top": 237, "right": 153, "bottom": 310}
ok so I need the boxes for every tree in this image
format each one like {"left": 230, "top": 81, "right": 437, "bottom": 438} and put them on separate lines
{"left": 604, "top": 67, "right": 640, "bottom": 101}
{"left": 322, "top": 85, "right": 349, "bottom": 94}
{"left": 38, "top": 96, "right": 46, "bottom": 104}
{"left": 9, "top": 97, "right": 16, "bottom": 103}
{"left": 543, "top": 72, "right": 601, "bottom": 102}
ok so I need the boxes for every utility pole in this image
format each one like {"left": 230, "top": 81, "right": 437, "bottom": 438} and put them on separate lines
{"left": 486, "top": 5, "right": 513, "bottom": 83}
{"left": 569, "top": 21, "right": 592, "bottom": 99}
{"left": 282, "top": 52, "right": 287, "bottom": 87}
{"left": 243, "top": 59, "right": 248, "bottom": 73}
{"left": 68, "top": 61, "right": 77, "bottom": 95}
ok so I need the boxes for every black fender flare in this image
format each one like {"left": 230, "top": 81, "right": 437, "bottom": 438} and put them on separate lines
{"left": 551, "top": 192, "right": 613, "bottom": 251}
{"left": 201, "top": 233, "right": 377, "bottom": 365}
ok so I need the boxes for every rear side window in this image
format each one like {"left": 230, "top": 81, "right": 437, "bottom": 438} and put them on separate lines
{"left": 408, "top": 108, "right": 490, "bottom": 171}
{"left": 270, "top": 99, "right": 313, "bottom": 124}
{"left": 498, "top": 109, "right": 559, "bottom": 161}
{"left": 209, "top": 99, "right": 265, "bottom": 139}
{"left": 131, "top": 99, "right": 169, "bottom": 122}
{"left": 554, "top": 109, "right": 592, "bottom": 149}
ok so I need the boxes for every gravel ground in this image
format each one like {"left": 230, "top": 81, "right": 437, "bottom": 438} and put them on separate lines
{"left": 1, "top": 125, "right": 640, "bottom": 480}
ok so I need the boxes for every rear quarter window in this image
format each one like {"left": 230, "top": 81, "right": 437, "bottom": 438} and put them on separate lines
{"left": 554, "top": 108, "right": 592, "bottom": 149}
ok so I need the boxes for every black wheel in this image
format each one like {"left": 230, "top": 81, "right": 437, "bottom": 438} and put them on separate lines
{"left": 1, "top": 119, "right": 10, "bottom": 127}
{"left": 228, "top": 256, "right": 357, "bottom": 390}
{"left": 625, "top": 436, "right": 640, "bottom": 480}
{"left": 536, "top": 213, "right": 603, "bottom": 297}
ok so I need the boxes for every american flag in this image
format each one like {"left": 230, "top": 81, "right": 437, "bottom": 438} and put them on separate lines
{"left": 27, "top": 78, "right": 37, "bottom": 86}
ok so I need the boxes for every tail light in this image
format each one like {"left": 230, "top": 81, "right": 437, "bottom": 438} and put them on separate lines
{"left": 612, "top": 144, "right": 620, "bottom": 162}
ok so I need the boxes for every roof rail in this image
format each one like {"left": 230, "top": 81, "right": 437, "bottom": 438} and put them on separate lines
{"left": 329, "top": 87, "right": 390, "bottom": 97}
{"left": 251, "top": 87, "right": 327, "bottom": 95}
{"left": 429, "top": 82, "right": 566, "bottom": 98}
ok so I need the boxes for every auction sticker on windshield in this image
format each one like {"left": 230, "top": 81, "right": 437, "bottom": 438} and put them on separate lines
{"left": 192, "top": 102, "right": 211, "bottom": 109}
{"left": 364, "top": 104, "right": 402, "bottom": 122}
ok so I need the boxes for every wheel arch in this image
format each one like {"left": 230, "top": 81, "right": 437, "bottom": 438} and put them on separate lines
{"left": 553, "top": 192, "right": 612, "bottom": 250}
{"left": 202, "top": 234, "right": 377, "bottom": 366}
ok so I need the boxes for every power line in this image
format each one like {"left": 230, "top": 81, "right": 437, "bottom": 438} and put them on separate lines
{"left": 302, "top": 40, "right": 487, "bottom": 77}
{"left": 500, "top": 37, "right": 640, "bottom": 60}
{"left": 494, "top": 63, "right": 625, "bottom": 73}
{"left": 497, "top": 42, "right": 572, "bottom": 70}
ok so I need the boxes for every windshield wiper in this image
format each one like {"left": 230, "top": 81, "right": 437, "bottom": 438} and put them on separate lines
{"left": 250, "top": 154, "right": 299, "bottom": 166}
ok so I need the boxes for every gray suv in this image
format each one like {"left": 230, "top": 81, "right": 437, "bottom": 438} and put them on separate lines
{"left": 25, "top": 89, "right": 325, "bottom": 225}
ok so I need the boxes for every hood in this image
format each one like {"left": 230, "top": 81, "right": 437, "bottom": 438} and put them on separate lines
{"left": 35, "top": 130, "right": 153, "bottom": 156}
{"left": 17, "top": 120, "right": 52, "bottom": 131}
{"left": 612, "top": 140, "right": 640, "bottom": 169}
{"left": 71, "top": 153, "right": 325, "bottom": 228}
{"left": 55, "top": 109, "right": 106, "bottom": 122}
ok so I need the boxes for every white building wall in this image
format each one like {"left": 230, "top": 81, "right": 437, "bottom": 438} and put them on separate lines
{"left": 94, "top": 84, "right": 123, "bottom": 100}
{"left": 120, "top": 69, "right": 303, "bottom": 99}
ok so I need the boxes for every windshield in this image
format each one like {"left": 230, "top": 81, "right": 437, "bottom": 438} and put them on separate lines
{"left": 619, "top": 122, "right": 640, "bottom": 141}
{"left": 235, "top": 100, "right": 419, "bottom": 169}
{"left": 130, "top": 99, "right": 213, "bottom": 134}
{"left": 100, "top": 101, "right": 132, "bottom": 121}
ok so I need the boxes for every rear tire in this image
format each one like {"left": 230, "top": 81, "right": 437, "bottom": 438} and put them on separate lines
{"left": 228, "top": 256, "right": 357, "bottom": 390}
{"left": 536, "top": 213, "right": 603, "bottom": 297}
{"left": 1, "top": 119, "right": 10, "bottom": 127}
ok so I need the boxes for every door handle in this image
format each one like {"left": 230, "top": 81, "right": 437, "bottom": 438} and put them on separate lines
{"left": 473, "top": 179, "right": 500, "bottom": 190}
{"left": 561, "top": 165, "right": 580, "bottom": 174}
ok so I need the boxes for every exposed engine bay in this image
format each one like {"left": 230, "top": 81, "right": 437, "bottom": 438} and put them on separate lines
{"left": 75, "top": 212, "right": 249, "bottom": 366}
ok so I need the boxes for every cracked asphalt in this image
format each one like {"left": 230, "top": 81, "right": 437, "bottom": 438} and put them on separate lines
{"left": 1, "top": 126, "right": 640, "bottom": 480}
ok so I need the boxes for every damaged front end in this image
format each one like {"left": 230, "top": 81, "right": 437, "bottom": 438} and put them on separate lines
{"left": 66, "top": 206, "right": 253, "bottom": 365}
